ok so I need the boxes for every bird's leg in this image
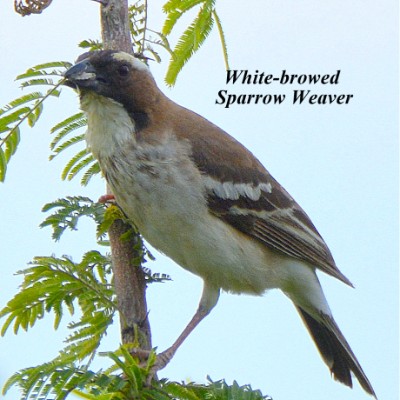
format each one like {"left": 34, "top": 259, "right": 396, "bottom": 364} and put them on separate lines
{"left": 129, "top": 307, "right": 209, "bottom": 385}
{"left": 132, "top": 306, "right": 210, "bottom": 376}
{"left": 146, "top": 284, "right": 220, "bottom": 384}
{"left": 154, "top": 304, "right": 211, "bottom": 369}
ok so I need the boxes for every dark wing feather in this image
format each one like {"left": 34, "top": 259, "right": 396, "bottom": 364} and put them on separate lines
{"left": 183, "top": 122, "right": 352, "bottom": 286}
{"left": 206, "top": 174, "right": 353, "bottom": 287}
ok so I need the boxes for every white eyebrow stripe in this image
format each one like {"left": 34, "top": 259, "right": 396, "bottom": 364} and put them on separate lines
{"left": 111, "top": 52, "right": 149, "bottom": 72}
{"left": 203, "top": 176, "right": 272, "bottom": 200}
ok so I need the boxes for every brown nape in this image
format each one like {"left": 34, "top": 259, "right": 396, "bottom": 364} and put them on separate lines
{"left": 296, "top": 307, "right": 377, "bottom": 398}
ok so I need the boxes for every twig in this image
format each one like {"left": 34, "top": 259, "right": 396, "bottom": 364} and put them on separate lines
{"left": 141, "top": 0, "right": 148, "bottom": 53}
{"left": 0, "top": 80, "right": 64, "bottom": 150}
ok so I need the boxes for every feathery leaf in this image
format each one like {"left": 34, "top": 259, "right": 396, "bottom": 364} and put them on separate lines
{"left": 0, "top": 72, "right": 65, "bottom": 181}
{"left": 60, "top": 149, "right": 89, "bottom": 180}
{"left": 81, "top": 160, "right": 101, "bottom": 186}
{"left": 162, "top": 0, "right": 205, "bottom": 35}
{"left": 212, "top": 9, "right": 230, "bottom": 71}
{"left": 79, "top": 39, "right": 103, "bottom": 51}
{"left": 165, "top": 1, "right": 215, "bottom": 85}
{"left": 40, "top": 196, "right": 106, "bottom": 241}
{"left": 50, "top": 112, "right": 87, "bottom": 150}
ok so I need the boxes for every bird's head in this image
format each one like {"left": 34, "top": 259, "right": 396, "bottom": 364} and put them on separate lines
{"left": 64, "top": 50, "right": 162, "bottom": 132}
{"left": 68, "top": 51, "right": 160, "bottom": 111}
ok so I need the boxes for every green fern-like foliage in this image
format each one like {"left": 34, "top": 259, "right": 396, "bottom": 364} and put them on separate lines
{"left": 39, "top": 195, "right": 168, "bottom": 283}
{"left": 168, "top": 377, "right": 272, "bottom": 400}
{"left": 129, "top": 1, "right": 173, "bottom": 65}
{"left": 162, "top": 0, "right": 229, "bottom": 85}
{"left": 0, "top": 59, "right": 100, "bottom": 186}
{"left": 1, "top": 194, "right": 168, "bottom": 335}
{"left": 0, "top": 194, "right": 271, "bottom": 399}
{"left": 129, "top": 1, "right": 147, "bottom": 55}
{"left": 0, "top": 250, "right": 115, "bottom": 335}
{"left": 49, "top": 113, "right": 87, "bottom": 159}
{"left": 79, "top": 39, "right": 103, "bottom": 52}
{"left": 212, "top": 8, "right": 229, "bottom": 70}
{"left": 0, "top": 228, "right": 116, "bottom": 399}
{"left": 3, "top": 345, "right": 272, "bottom": 400}
{"left": 40, "top": 196, "right": 106, "bottom": 241}
{"left": 0, "top": 61, "right": 69, "bottom": 181}
{"left": 48, "top": 110, "right": 103, "bottom": 185}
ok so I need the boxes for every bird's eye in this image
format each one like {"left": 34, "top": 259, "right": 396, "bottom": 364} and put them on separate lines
{"left": 118, "top": 65, "right": 130, "bottom": 77}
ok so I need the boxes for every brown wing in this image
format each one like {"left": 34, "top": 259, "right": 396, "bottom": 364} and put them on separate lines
{"left": 175, "top": 111, "right": 353, "bottom": 286}
{"left": 205, "top": 170, "right": 353, "bottom": 287}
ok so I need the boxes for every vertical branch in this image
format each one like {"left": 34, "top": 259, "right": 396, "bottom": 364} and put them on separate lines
{"left": 108, "top": 219, "right": 152, "bottom": 349}
{"left": 97, "top": 0, "right": 152, "bottom": 351}
{"left": 100, "top": 0, "right": 132, "bottom": 52}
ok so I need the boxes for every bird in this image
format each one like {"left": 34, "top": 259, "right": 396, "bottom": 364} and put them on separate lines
{"left": 64, "top": 50, "right": 376, "bottom": 397}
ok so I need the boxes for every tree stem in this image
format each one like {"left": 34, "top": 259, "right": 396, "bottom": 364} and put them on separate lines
{"left": 98, "top": 0, "right": 152, "bottom": 351}
{"left": 100, "top": 0, "right": 132, "bottom": 53}
{"left": 108, "top": 219, "right": 152, "bottom": 349}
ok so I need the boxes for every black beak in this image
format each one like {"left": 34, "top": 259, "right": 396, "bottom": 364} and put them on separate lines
{"left": 64, "top": 59, "right": 97, "bottom": 89}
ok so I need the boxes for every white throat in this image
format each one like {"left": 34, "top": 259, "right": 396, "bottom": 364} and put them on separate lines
{"left": 81, "top": 92, "right": 136, "bottom": 159}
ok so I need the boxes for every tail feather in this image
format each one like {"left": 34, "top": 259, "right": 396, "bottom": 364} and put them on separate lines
{"left": 296, "top": 306, "right": 376, "bottom": 398}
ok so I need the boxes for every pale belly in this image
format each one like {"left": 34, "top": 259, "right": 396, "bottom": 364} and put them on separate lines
{"left": 100, "top": 146, "right": 289, "bottom": 295}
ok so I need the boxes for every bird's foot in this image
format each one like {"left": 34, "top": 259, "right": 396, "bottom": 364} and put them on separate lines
{"left": 130, "top": 347, "right": 176, "bottom": 386}
{"left": 130, "top": 347, "right": 152, "bottom": 363}
{"left": 146, "top": 347, "right": 176, "bottom": 385}
{"left": 98, "top": 194, "right": 116, "bottom": 204}
{"left": 152, "top": 347, "right": 176, "bottom": 371}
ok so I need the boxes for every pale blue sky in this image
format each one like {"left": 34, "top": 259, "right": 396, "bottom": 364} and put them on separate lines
{"left": 0, "top": 1, "right": 398, "bottom": 399}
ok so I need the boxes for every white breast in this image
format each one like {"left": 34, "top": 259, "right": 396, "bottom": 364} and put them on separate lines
{"left": 82, "top": 92, "right": 136, "bottom": 160}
